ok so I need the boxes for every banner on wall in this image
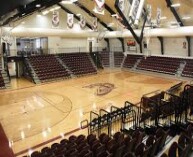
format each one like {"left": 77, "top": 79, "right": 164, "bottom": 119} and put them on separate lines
{"left": 146, "top": 4, "right": 152, "bottom": 26}
{"left": 183, "top": 41, "right": 187, "bottom": 49}
{"left": 79, "top": 15, "right": 86, "bottom": 29}
{"left": 156, "top": 8, "right": 161, "bottom": 26}
{"left": 52, "top": 11, "right": 60, "bottom": 28}
{"left": 93, "top": 0, "right": 105, "bottom": 15}
{"left": 118, "top": 0, "right": 125, "bottom": 11}
{"left": 67, "top": 13, "right": 74, "bottom": 29}
{"left": 129, "top": 0, "right": 140, "bottom": 24}
{"left": 92, "top": 17, "right": 98, "bottom": 31}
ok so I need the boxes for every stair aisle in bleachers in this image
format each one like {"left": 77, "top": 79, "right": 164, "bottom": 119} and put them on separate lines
{"left": 55, "top": 55, "right": 75, "bottom": 78}
{"left": 24, "top": 58, "right": 41, "bottom": 84}
{"left": 176, "top": 61, "right": 186, "bottom": 77}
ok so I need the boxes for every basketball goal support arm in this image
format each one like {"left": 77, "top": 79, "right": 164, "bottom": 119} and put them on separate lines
{"left": 115, "top": 0, "right": 147, "bottom": 53}
{"left": 115, "top": 0, "right": 140, "bottom": 44}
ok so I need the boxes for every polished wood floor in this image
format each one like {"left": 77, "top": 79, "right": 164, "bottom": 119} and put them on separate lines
{"left": 0, "top": 69, "right": 183, "bottom": 156}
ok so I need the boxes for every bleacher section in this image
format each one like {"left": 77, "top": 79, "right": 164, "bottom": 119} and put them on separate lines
{"left": 123, "top": 54, "right": 143, "bottom": 69}
{"left": 182, "top": 59, "right": 193, "bottom": 78}
{"left": 28, "top": 55, "right": 70, "bottom": 82}
{"left": 0, "top": 70, "right": 5, "bottom": 88}
{"left": 59, "top": 53, "right": 97, "bottom": 76}
{"left": 100, "top": 51, "right": 110, "bottom": 67}
{"left": 114, "top": 52, "right": 124, "bottom": 67}
{"left": 137, "top": 56, "right": 181, "bottom": 75}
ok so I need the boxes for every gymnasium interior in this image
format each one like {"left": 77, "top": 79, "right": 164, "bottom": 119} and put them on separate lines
{"left": 0, "top": 0, "right": 193, "bottom": 157}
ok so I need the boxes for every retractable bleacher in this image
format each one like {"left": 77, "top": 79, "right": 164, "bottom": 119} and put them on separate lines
{"left": 123, "top": 54, "right": 143, "bottom": 69}
{"left": 114, "top": 52, "right": 124, "bottom": 67}
{"left": 137, "top": 56, "right": 181, "bottom": 75}
{"left": 59, "top": 53, "right": 97, "bottom": 76}
{"left": 182, "top": 59, "right": 193, "bottom": 78}
{"left": 28, "top": 54, "right": 70, "bottom": 82}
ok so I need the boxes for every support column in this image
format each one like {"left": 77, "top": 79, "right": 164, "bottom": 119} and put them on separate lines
{"left": 104, "top": 38, "right": 110, "bottom": 51}
{"left": 158, "top": 37, "right": 164, "bottom": 55}
{"left": 118, "top": 38, "right": 125, "bottom": 52}
{"left": 186, "top": 37, "right": 191, "bottom": 57}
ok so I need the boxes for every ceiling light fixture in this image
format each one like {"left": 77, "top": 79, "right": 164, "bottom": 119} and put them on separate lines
{"left": 160, "top": 16, "right": 167, "bottom": 20}
{"left": 111, "top": 14, "right": 118, "bottom": 17}
{"left": 54, "top": 6, "right": 61, "bottom": 10}
{"left": 61, "top": 0, "right": 73, "bottom": 4}
{"left": 182, "top": 16, "right": 191, "bottom": 20}
{"left": 61, "top": 0, "right": 78, "bottom": 4}
{"left": 42, "top": 10, "right": 49, "bottom": 15}
{"left": 171, "top": 3, "right": 181, "bottom": 8}
{"left": 36, "top": 4, "right": 41, "bottom": 8}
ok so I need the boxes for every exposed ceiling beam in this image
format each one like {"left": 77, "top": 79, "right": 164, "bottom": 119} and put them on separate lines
{"left": 165, "top": 0, "right": 184, "bottom": 27}
{"left": 74, "top": 1, "right": 113, "bottom": 31}
{"left": 74, "top": 1, "right": 124, "bottom": 47}
{"left": 57, "top": 3, "right": 92, "bottom": 30}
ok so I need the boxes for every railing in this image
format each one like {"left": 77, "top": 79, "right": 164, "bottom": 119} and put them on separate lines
{"left": 89, "top": 111, "right": 100, "bottom": 136}
{"left": 182, "top": 84, "right": 193, "bottom": 123}
{"left": 81, "top": 84, "right": 193, "bottom": 137}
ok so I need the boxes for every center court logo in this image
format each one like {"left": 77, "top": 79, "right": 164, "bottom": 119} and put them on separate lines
{"left": 83, "top": 83, "right": 115, "bottom": 96}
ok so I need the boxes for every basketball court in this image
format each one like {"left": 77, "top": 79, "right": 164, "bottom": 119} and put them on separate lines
{"left": 0, "top": 69, "right": 182, "bottom": 156}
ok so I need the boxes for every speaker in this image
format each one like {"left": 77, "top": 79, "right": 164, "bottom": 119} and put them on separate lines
{"left": 2, "top": 42, "right": 6, "bottom": 54}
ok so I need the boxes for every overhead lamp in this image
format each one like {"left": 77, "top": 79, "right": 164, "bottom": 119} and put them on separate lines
{"left": 111, "top": 14, "right": 118, "bottom": 17}
{"left": 42, "top": 10, "right": 49, "bottom": 15}
{"left": 54, "top": 6, "right": 61, "bottom": 10}
{"left": 61, "top": 0, "right": 73, "bottom": 4}
{"left": 171, "top": 3, "right": 181, "bottom": 8}
{"left": 76, "top": 13, "right": 81, "bottom": 16}
{"left": 182, "top": 16, "right": 191, "bottom": 20}
{"left": 160, "top": 16, "right": 167, "bottom": 20}
{"left": 61, "top": 0, "right": 78, "bottom": 4}
{"left": 36, "top": 4, "right": 41, "bottom": 8}
{"left": 107, "top": 23, "right": 115, "bottom": 27}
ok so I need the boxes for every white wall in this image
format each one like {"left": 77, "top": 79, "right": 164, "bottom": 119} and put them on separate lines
{"left": 125, "top": 37, "right": 193, "bottom": 57}
{"left": 109, "top": 38, "right": 123, "bottom": 52}
{"left": 48, "top": 37, "right": 88, "bottom": 53}
{"left": 148, "top": 38, "right": 161, "bottom": 55}
{"left": 191, "top": 37, "right": 193, "bottom": 56}
{"left": 164, "top": 37, "right": 188, "bottom": 57}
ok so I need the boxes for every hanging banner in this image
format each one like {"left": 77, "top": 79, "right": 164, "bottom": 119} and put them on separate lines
{"left": 118, "top": 0, "right": 125, "bottom": 12}
{"left": 52, "top": 11, "right": 59, "bottom": 28}
{"left": 146, "top": 4, "right": 152, "bottom": 26}
{"left": 67, "top": 13, "right": 74, "bottom": 28}
{"left": 92, "top": 17, "right": 98, "bottom": 31}
{"left": 157, "top": 8, "right": 161, "bottom": 26}
{"left": 134, "top": 0, "right": 145, "bottom": 26}
{"left": 93, "top": 0, "right": 105, "bottom": 15}
{"left": 79, "top": 15, "right": 86, "bottom": 29}
{"left": 129, "top": 0, "right": 140, "bottom": 24}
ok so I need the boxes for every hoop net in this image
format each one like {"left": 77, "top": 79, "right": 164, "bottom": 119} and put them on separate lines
{"left": 97, "top": 30, "right": 106, "bottom": 41}
{"left": 144, "top": 27, "right": 151, "bottom": 47}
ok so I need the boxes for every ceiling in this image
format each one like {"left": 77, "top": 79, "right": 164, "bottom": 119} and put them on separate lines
{"left": 0, "top": 0, "right": 193, "bottom": 30}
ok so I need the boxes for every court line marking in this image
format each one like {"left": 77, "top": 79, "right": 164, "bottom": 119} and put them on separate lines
{"left": 14, "top": 127, "right": 83, "bottom": 156}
